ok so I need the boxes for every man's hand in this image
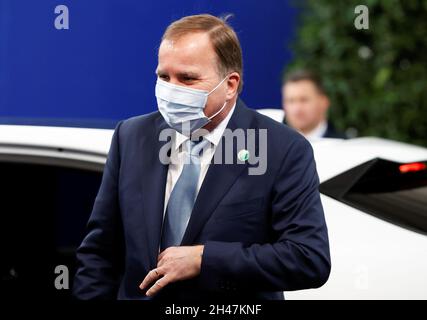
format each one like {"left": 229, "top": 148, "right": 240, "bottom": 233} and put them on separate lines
{"left": 139, "top": 245, "right": 204, "bottom": 296}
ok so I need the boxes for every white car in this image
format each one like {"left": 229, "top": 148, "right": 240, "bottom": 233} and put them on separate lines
{"left": 1, "top": 116, "right": 426, "bottom": 299}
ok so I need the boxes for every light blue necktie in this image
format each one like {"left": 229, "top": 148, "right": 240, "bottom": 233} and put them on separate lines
{"left": 160, "top": 138, "right": 210, "bottom": 251}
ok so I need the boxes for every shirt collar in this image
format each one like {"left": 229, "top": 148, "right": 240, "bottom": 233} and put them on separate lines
{"left": 305, "top": 120, "right": 328, "bottom": 140}
{"left": 174, "top": 102, "right": 236, "bottom": 150}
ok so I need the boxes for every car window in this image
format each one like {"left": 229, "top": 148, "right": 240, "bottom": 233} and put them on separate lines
{"left": 320, "top": 158, "right": 427, "bottom": 234}
{"left": 0, "top": 160, "right": 102, "bottom": 299}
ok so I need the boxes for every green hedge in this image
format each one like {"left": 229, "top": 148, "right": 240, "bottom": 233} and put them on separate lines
{"left": 287, "top": 0, "right": 427, "bottom": 146}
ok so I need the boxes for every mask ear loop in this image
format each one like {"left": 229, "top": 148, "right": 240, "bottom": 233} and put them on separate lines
{"left": 207, "top": 75, "right": 229, "bottom": 95}
{"left": 206, "top": 74, "right": 230, "bottom": 120}
{"left": 208, "top": 101, "right": 228, "bottom": 120}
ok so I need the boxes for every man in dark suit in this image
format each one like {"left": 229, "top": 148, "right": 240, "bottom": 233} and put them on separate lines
{"left": 73, "top": 14, "right": 330, "bottom": 300}
{"left": 282, "top": 69, "right": 347, "bottom": 139}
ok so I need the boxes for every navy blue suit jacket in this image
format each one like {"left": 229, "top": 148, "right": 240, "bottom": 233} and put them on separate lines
{"left": 73, "top": 100, "right": 331, "bottom": 300}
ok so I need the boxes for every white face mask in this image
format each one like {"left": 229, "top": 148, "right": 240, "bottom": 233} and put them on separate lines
{"left": 155, "top": 76, "right": 228, "bottom": 136}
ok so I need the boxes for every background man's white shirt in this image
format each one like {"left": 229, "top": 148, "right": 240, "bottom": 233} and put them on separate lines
{"left": 305, "top": 120, "right": 327, "bottom": 140}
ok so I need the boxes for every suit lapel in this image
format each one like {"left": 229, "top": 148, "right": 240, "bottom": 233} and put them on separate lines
{"left": 140, "top": 115, "right": 170, "bottom": 268}
{"left": 181, "top": 100, "right": 256, "bottom": 245}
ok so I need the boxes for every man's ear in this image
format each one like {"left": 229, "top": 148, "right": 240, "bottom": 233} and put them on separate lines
{"left": 226, "top": 72, "right": 240, "bottom": 100}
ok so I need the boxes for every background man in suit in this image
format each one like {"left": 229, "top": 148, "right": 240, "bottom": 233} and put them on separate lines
{"left": 73, "top": 14, "right": 331, "bottom": 300}
{"left": 282, "top": 69, "right": 347, "bottom": 139}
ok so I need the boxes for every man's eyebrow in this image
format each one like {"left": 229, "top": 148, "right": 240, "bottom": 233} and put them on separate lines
{"left": 155, "top": 70, "right": 201, "bottom": 78}
{"left": 176, "top": 71, "right": 200, "bottom": 78}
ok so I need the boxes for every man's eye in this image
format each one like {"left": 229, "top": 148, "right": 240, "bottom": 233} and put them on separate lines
{"left": 159, "top": 75, "right": 169, "bottom": 81}
{"left": 183, "top": 77, "right": 195, "bottom": 82}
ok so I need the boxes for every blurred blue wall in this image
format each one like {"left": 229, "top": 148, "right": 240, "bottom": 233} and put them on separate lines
{"left": 0, "top": 0, "right": 297, "bottom": 128}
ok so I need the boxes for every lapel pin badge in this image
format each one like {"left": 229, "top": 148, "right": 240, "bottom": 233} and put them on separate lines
{"left": 238, "top": 149, "right": 250, "bottom": 162}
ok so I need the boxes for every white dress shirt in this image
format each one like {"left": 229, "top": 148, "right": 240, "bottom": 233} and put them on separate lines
{"left": 163, "top": 103, "right": 236, "bottom": 214}
{"left": 305, "top": 120, "right": 328, "bottom": 140}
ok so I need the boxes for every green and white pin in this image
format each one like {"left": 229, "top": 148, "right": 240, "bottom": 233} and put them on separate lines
{"left": 238, "top": 149, "right": 250, "bottom": 162}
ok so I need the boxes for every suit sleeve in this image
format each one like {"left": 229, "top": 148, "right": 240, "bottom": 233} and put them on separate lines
{"left": 199, "top": 137, "right": 331, "bottom": 292}
{"left": 72, "top": 121, "right": 124, "bottom": 299}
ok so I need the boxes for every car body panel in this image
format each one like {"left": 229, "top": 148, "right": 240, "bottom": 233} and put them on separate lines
{"left": 0, "top": 125, "right": 113, "bottom": 157}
